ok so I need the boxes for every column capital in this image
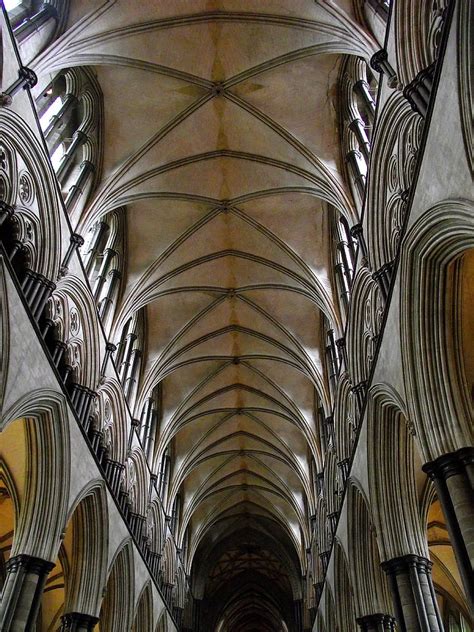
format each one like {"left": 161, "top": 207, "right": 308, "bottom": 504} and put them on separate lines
{"left": 60, "top": 612, "right": 99, "bottom": 631}
{"left": 107, "top": 268, "right": 122, "bottom": 280}
{"left": 403, "top": 62, "right": 436, "bottom": 118}
{"left": 79, "top": 160, "right": 95, "bottom": 172}
{"left": 18, "top": 66, "right": 38, "bottom": 89}
{"left": 348, "top": 117, "right": 365, "bottom": 133}
{"left": 422, "top": 447, "right": 474, "bottom": 481}
{"left": 351, "top": 380, "right": 367, "bottom": 397}
{"left": 0, "top": 200, "right": 15, "bottom": 223}
{"left": 381, "top": 553, "right": 432, "bottom": 576}
{"left": 5, "top": 553, "right": 55, "bottom": 575}
{"left": 73, "top": 129, "right": 89, "bottom": 143}
{"left": 356, "top": 613, "right": 396, "bottom": 630}
{"left": 350, "top": 222, "right": 363, "bottom": 238}
{"left": 70, "top": 232, "right": 85, "bottom": 247}
{"left": 370, "top": 49, "right": 399, "bottom": 88}
{"left": 370, "top": 49, "right": 388, "bottom": 73}
{"left": 346, "top": 148, "right": 363, "bottom": 162}
{"left": 372, "top": 261, "right": 394, "bottom": 300}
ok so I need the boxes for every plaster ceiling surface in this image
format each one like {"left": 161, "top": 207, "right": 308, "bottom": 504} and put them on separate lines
{"left": 33, "top": 1, "right": 377, "bottom": 628}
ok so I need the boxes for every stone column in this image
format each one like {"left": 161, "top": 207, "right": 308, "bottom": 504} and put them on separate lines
{"left": 85, "top": 221, "right": 108, "bottom": 276}
{"left": 163, "top": 582, "right": 174, "bottom": 603}
{"left": 381, "top": 555, "right": 443, "bottom": 632}
{"left": 335, "top": 262, "right": 350, "bottom": 312}
{"left": 21, "top": 270, "right": 56, "bottom": 321}
{"left": 100, "top": 342, "right": 116, "bottom": 379}
{"left": 65, "top": 160, "right": 95, "bottom": 212}
{"left": 293, "top": 598, "right": 303, "bottom": 631}
{"left": 350, "top": 223, "right": 368, "bottom": 261}
{"left": 346, "top": 149, "right": 366, "bottom": 200}
{"left": 69, "top": 384, "right": 96, "bottom": 427}
{"left": 98, "top": 269, "right": 122, "bottom": 322}
{"left": 366, "top": 0, "right": 389, "bottom": 21}
{"left": 372, "top": 262, "right": 394, "bottom": 302}
{"left": 337, "top": 458, "right": 350, "bottom": 485}
{"left": 173, "top": 606, "right": 184, "bottom": 628}
{"left": 147, "top": 550, "right": 161, "bottom": 581}
{"left": 93, "top": 248, "right": 118, "bottom": 300}
{"left": 0, "top": 67, "right": 37, "bottom": 107}
{"left": 356, "top": 613, "right": 396, "bottom": 631}
{"left": 59, "top": 232, "right": 84, "bottom": 278}
{"left": 423, "top": 447, "right": 474, "bottom": 611}
{"left": 403, "top": 63, "right": 436, "bottom": 118}
{"left": 0, "top": 201, "right": 15, "bottom": 228}
{"left": 351, "top": 380, "right": 367, "bottom": 415}
{"left": 349, "top": 118, "right": 371, "bottom": 162}
{"left": 59, "top": 612, "right": 99, "bottom": 631}
{"left": 370, "top": 49, "right": 398, "bottom": 89}
{"left": 44, "top": 94, "right": 78, "bottom": 147}
{"left": 354, "top": 80, "right": 376, "bottom": 121}
{"left": 193, "top": 597, "right": 202, "bottom": 632}
{"left": 56, "top": 130, "right": 88, "bottom": 183}
{"left": 103, "top": 458, "right": 125, "bottom": 497}
{"left": 13, "top": 4, "right": 58, "bottom": 43}
{"left": 0, "top": 554, "right": 55, "bottom": 631}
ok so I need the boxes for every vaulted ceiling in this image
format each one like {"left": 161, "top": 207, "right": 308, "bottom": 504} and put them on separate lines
{"left": 33, "top": 2, "right": 377, "bottom": 629}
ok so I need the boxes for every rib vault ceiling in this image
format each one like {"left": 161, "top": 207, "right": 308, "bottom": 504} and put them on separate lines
{"left": 33, "top": 1, "right": 376, "bottom": 628}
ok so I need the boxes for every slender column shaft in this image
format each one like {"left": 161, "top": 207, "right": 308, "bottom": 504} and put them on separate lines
{"left": 382, "top": 555, "right": 443, "bottom": 632}
{"left": 423, "top": 448, "right": 474, "bottom": 611}
{"left": 354, "top": 80, "right": 376, "bottom": 120}
{"left": 346, "top": 150, "right": 366, "bottom": 200}
{"left": 65, "top": 160, "right": 95, "bottom": 211}
{"left": 98, "top": 269, "right": 121, "bottom": 322}
{"left": 13, "top": 4, "right": 58, "bottom": 42}
{"left": 93, "top": 249, "right": 117, "bottom": 300}
{"left": 0, "top": 554, "right": 54, "bottom": 631}
{"left": 56, "top": 130, "right": 88, "bottom": 183}
{"left": 349, "top": 118, "right": 371, "bottom": 162}
{"left": 44, "top": 94, "right": 78, "bottom": 147}
{"left": 85, "top": 221, "right": 108, "bottom": 276}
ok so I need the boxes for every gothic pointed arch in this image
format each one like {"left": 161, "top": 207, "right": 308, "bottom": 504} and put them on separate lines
{"left": 400, "top": 199, "right": 474, "bottom": 460}
{"left": 100, "top": 539, "right": 135, "bottom": 632}
{"left": 0, "top": 389, "right": 70, "bottom": 561}
{"left": 346, "top": 266, "right": 383, "bottom": 388}
{"left": 365, "top": 93, "right": 422, "bottom": 271}
{"left": 333, "top": 539, "right": 357, "bottom": 631}
{"left": 132, "top": 580, "right": 154, "bottom": 632}
{"left": 63, "top": 479, "right": 108, "bottom": 617}
{"left": 0, "top": 108, "right": 62, "bottom": 281}
{"left": 50, "top": 274, "right": 102, "bottom": 391}
{"left": 155, "top": 609, "right": 169, "bottom": 632}
{"left": 347, "top": 481, "right": 393, "bottom": 619}
{"left": 367, "top": 383, "right": 427, "bottom": 562}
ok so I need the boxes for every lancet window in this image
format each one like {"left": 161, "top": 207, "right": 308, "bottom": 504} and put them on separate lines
{"left": 139, "top": 384, "right": 161, "bottom": 463}
{"left": 82, "top": 209, "right": 124, "bottom": 327}
{"left": 115, "top": 310, "right": 145, "bottom": 411}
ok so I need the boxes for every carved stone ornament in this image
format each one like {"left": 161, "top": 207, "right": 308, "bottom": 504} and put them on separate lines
{"left": 19, "top": 171, "right": 35, "bottom": 205}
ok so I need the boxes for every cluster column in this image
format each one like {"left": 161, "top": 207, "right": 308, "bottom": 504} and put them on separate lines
{"left": 0, "top": 554, "right": 54, "bottom": 631}
{"left": 382, "top": 555, "right": 443, "bottom": 631}
{"left": 423, "top": 447, "right": 474, "bottom": 611}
